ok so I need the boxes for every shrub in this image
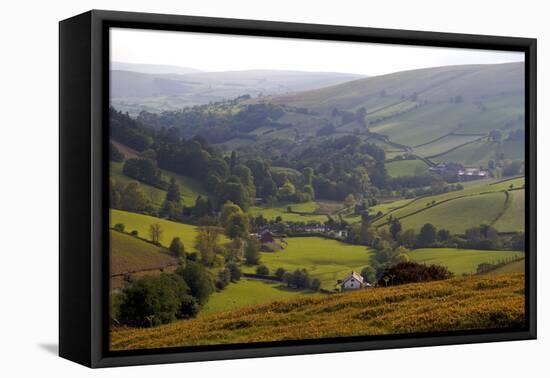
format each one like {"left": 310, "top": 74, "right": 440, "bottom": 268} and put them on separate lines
{"left": 178, "top": 295, "right": 199, "bottom": 319}
{"left": 377, "top": 261, "right": 452, "bottom": 286}
{"left": 216, "top": 268, "right": 231, "bottom": 290}
{"left": 226, "top": 262, "right": 242, "bottom": 282}
{"left": 169, "top": 237, "right": 185, "bottom": 257}
{"left": 256, "top": 265, "right": 270, "bottom": 275}
{"left": 113, "top": 223, "right": 125, "bottom": 232}
{"left": 176, "top": 261, "right": 215, "bottom": 305}
{"left": 310, "top": 278, "right": 322, "bottom": 291}
{"left": 130, "top": 230, "right": 139, "bottom": 236}
{"left": 275, "top": 267, "right": 287, "bottom": 279}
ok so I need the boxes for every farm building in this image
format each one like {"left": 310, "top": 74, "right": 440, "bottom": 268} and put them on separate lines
{"left": 458, "top": 167, "right": 488, "bottom": 180}
{"left": 341, "top": 271, "right": 372, "bottom": 291}
{"left": 260, "top": 230, "right": 275, "bottom": 244}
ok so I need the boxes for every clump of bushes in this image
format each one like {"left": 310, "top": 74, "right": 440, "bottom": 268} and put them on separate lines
{"left": 117, "top": 274, "right": 198, "bottom": 327}
{"left": 378, "top": 261, "right": 453, "bottom": 287}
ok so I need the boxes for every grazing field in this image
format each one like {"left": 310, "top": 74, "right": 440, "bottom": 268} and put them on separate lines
{"left": 111, "top": 273, "right": 525, "bottom": 350}
{"left": 385, "top": 159, "right": 428, "bottom": 177}
{"left": 409, "top": 248, "right": 523, "bottom": 275}
{"left": 249, "top": 202, "right": 328, "bottom": 223}
{"left": 371, "top": 177, "right": 525, "bottom": 233}
{"left": 413, "top": 134, "right": 483, "bottom": 158}
{"left": 488, "top": 259, "right": 525, "bottom": 275}
{"left": 110, "top": 209, "right": 228, "bottom": 250}
{"left": 110, "top": 230, "right": 178, "bottom": 275}
{"left": 432, "top": 139, "right": 524, "bottom": 167}
{"left": 493, "top": 189, "right": 525, "bottom": 232}
{"left": 399, "top": 192, "right": 506, "bottom": 234}
{"left": 200, "top": 279, "right": 312, "bottom": 316}
{"left": 242, "top": 237, "right": 373, "bottom": 290}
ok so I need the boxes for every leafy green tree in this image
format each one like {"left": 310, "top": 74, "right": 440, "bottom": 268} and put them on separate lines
{"left": 344, "top": 194, "right": 356, "bottom": 207}
{"left": 119, "top": 274, "right": 190, "bottom": 327}
{"left": 398, "top": 229, "right": 416, "bottom": 248}
{"left": 169, "top": 237, "right": 185, "bottom": 257}
{"left": 225, "top": 212, "right": 250, "bottom": 239}
{"left": 256, "top": 265, "right": 269, "bottom": 275}
{"left": 244, "top": 238, "right": 261, "bottom": 265}
{"left": 113, "top": 223, "right": 125, "bottom": 232}
{"left": 360, "top": 266, "right": 376, "bottom": 284}
{"left": 120, "top": 181, "right": 149, "bottom": 212}
{"left": 165, "top": 177, "right": 181, "bottom": 202}
{"left": 123, "top": 158, "right": 162, "bottom": 187}
{"left": 437, "top": 229, "right": 451, "bottom": 242}
{"left": 418, "top": 223, "right": 437, "bottom": 247}
{"left": 275, "top": 267, "right": 286, "bottom": 279}
{"left": 176, "top": 261, "right": 215, "bottom": 305}
{"left": 226, "top": 262, "right": 242, "bottom": 281}
{"left": 389, "top": 218, "right": 402, "bottom": 241}
{"left": 194, "top": 226, "right": 221, "bottom": 266}
{"left": 310, "top": 278, "right": 322, "bottom": 291}
{"left": 277, "top": 180, "right": 296, "bottom": 201}
{"left": 233, "top": 164, "right": 256, "bottom": 199}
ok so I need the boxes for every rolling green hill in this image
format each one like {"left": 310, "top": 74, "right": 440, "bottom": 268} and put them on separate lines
{"left": 111, "top": 273, "right": 525, "bottom": 350}
{"left": 372, "top": 177, "right": 525, "bottom": 234}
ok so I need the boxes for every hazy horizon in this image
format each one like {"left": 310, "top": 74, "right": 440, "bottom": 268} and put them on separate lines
{"left": 111, "top": 28, "right": 524, "bottom": 77}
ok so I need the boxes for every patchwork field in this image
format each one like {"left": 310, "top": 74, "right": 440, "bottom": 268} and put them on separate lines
{"left": 111, "top": 273, "right": 525, "bottom": 350}
{"left": 372, "top": 177, "right": 525, "bottom": 234}
{"left": 399, "top": 192, "right": 507, "bottom": 234}
{"left": 488, "top": 259, "right": 525, "bottom": 275}
{"left": 110, "top": 209, "right": 228, "bottom": 250}
{"left": 409, "top": 248, "right": 523, "bottom": 275}
{"left": 242, "top": 237, "right": 373, "bottom": 290}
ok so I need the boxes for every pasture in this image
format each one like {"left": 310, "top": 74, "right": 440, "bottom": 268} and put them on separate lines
{"left": 242, "top": 237, "right": 373, "bottom": 290}
{"left": 110, "top": 209, "right": 228, "bottom": 250}
{"left": 200, "top": 279, "right": 311, "bottom": 316}
{"left": 249, "top": 202, "right": 328, "bottom": 223}
{"left": 493, "top": 189, "right": 525, "bottom": 232}
{"left": 111, "top": 273, "right": 525, "bottom": 350}
{"left": 385, "top": 159, "right": 428, "bottom": 177}
{"left": 409, "top": 248, "right": 523, "bottom": 275}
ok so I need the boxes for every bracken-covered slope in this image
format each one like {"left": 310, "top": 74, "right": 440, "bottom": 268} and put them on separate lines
{"left": 111, "top": 273, "right": 525, "bottom": 350}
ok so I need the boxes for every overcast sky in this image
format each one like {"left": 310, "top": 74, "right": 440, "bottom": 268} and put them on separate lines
{"left": 110, "top": 28, "right": 524, "bottom": 76}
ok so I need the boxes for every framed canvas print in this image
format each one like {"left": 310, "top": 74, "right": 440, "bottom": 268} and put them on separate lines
{"left": 59, "top": 10, "right": 536, "bottom": 368}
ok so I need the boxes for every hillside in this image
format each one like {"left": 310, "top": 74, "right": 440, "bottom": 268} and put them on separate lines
{"left": 369, "top": 177, "right": 525, "bottom": 234}
{"left": 110, "top": 230, "right": 179, "bottom": 289}
{"left": 111, "top": 273, "right": 525, "bottom": 350}
{"left": 111, "top": 69, "right": 364, "bottom": 114}
{"left": 270, "top": 62, "right": 523, "bottom": 111}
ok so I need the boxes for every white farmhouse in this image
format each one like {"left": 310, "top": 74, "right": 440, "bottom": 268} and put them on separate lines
{"left": 341, "top": 271, "right": 371, "bottom": 291}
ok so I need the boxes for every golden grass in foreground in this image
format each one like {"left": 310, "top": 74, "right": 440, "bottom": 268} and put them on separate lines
{"left": 110, "top": 273, "right": 524, "bottom": 351}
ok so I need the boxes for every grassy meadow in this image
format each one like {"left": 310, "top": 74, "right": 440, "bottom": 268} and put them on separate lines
{"left": 200, "top": 279, "right": 313, "bottom": 316}
{"left": 110, "top": 209, "right": 229, "bottom": 250}
{"left": 242, "top": 237, "right": 374, "bottom": 290}
{"left": 409, "top": 248, "right": 523, "bottom": 275}
{"left": 385, "top": 159, "right": 428, "bottom": 177}
{"left": 111, "top": 273, "right": 525, "bottom": 350}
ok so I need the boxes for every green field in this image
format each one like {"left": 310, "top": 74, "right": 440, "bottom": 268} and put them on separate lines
{"left": 242, "top": 237, "right": 373, "bottom": 290}
{"left": 110, "top": 161, "right": 207, "bottom": 207}
{"left": 432, "top": 139, "right": 524, "bottom": 167}
{"left": 372, "top": 177, "right": 525, "bottom": 234}
{"left": 413, "top": 134, "right": 483, "bottom": 158}
{"left": 493, "top": 189, "right": 525, "bottom": 232}
{"left": 399, "top": 192, "right": 506, "bottom": 234}
{"left": 385, "top": 159, "right": 429, "bottom": 177}
{"left": 110, "top": 209, "right": 228, "bottom": 250}
{"left": 409, "top": 248, "right": 523, "bottom": 275}
{"left": 249, "top": 202, "right": 328, "bottom": 223}
{"left": 201, "top": 279, "right": 311, "bottom": 316}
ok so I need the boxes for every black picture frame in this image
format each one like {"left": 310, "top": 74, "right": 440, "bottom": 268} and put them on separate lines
{"left": 59, "top": 9, "right": 537, "bottom": 368}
